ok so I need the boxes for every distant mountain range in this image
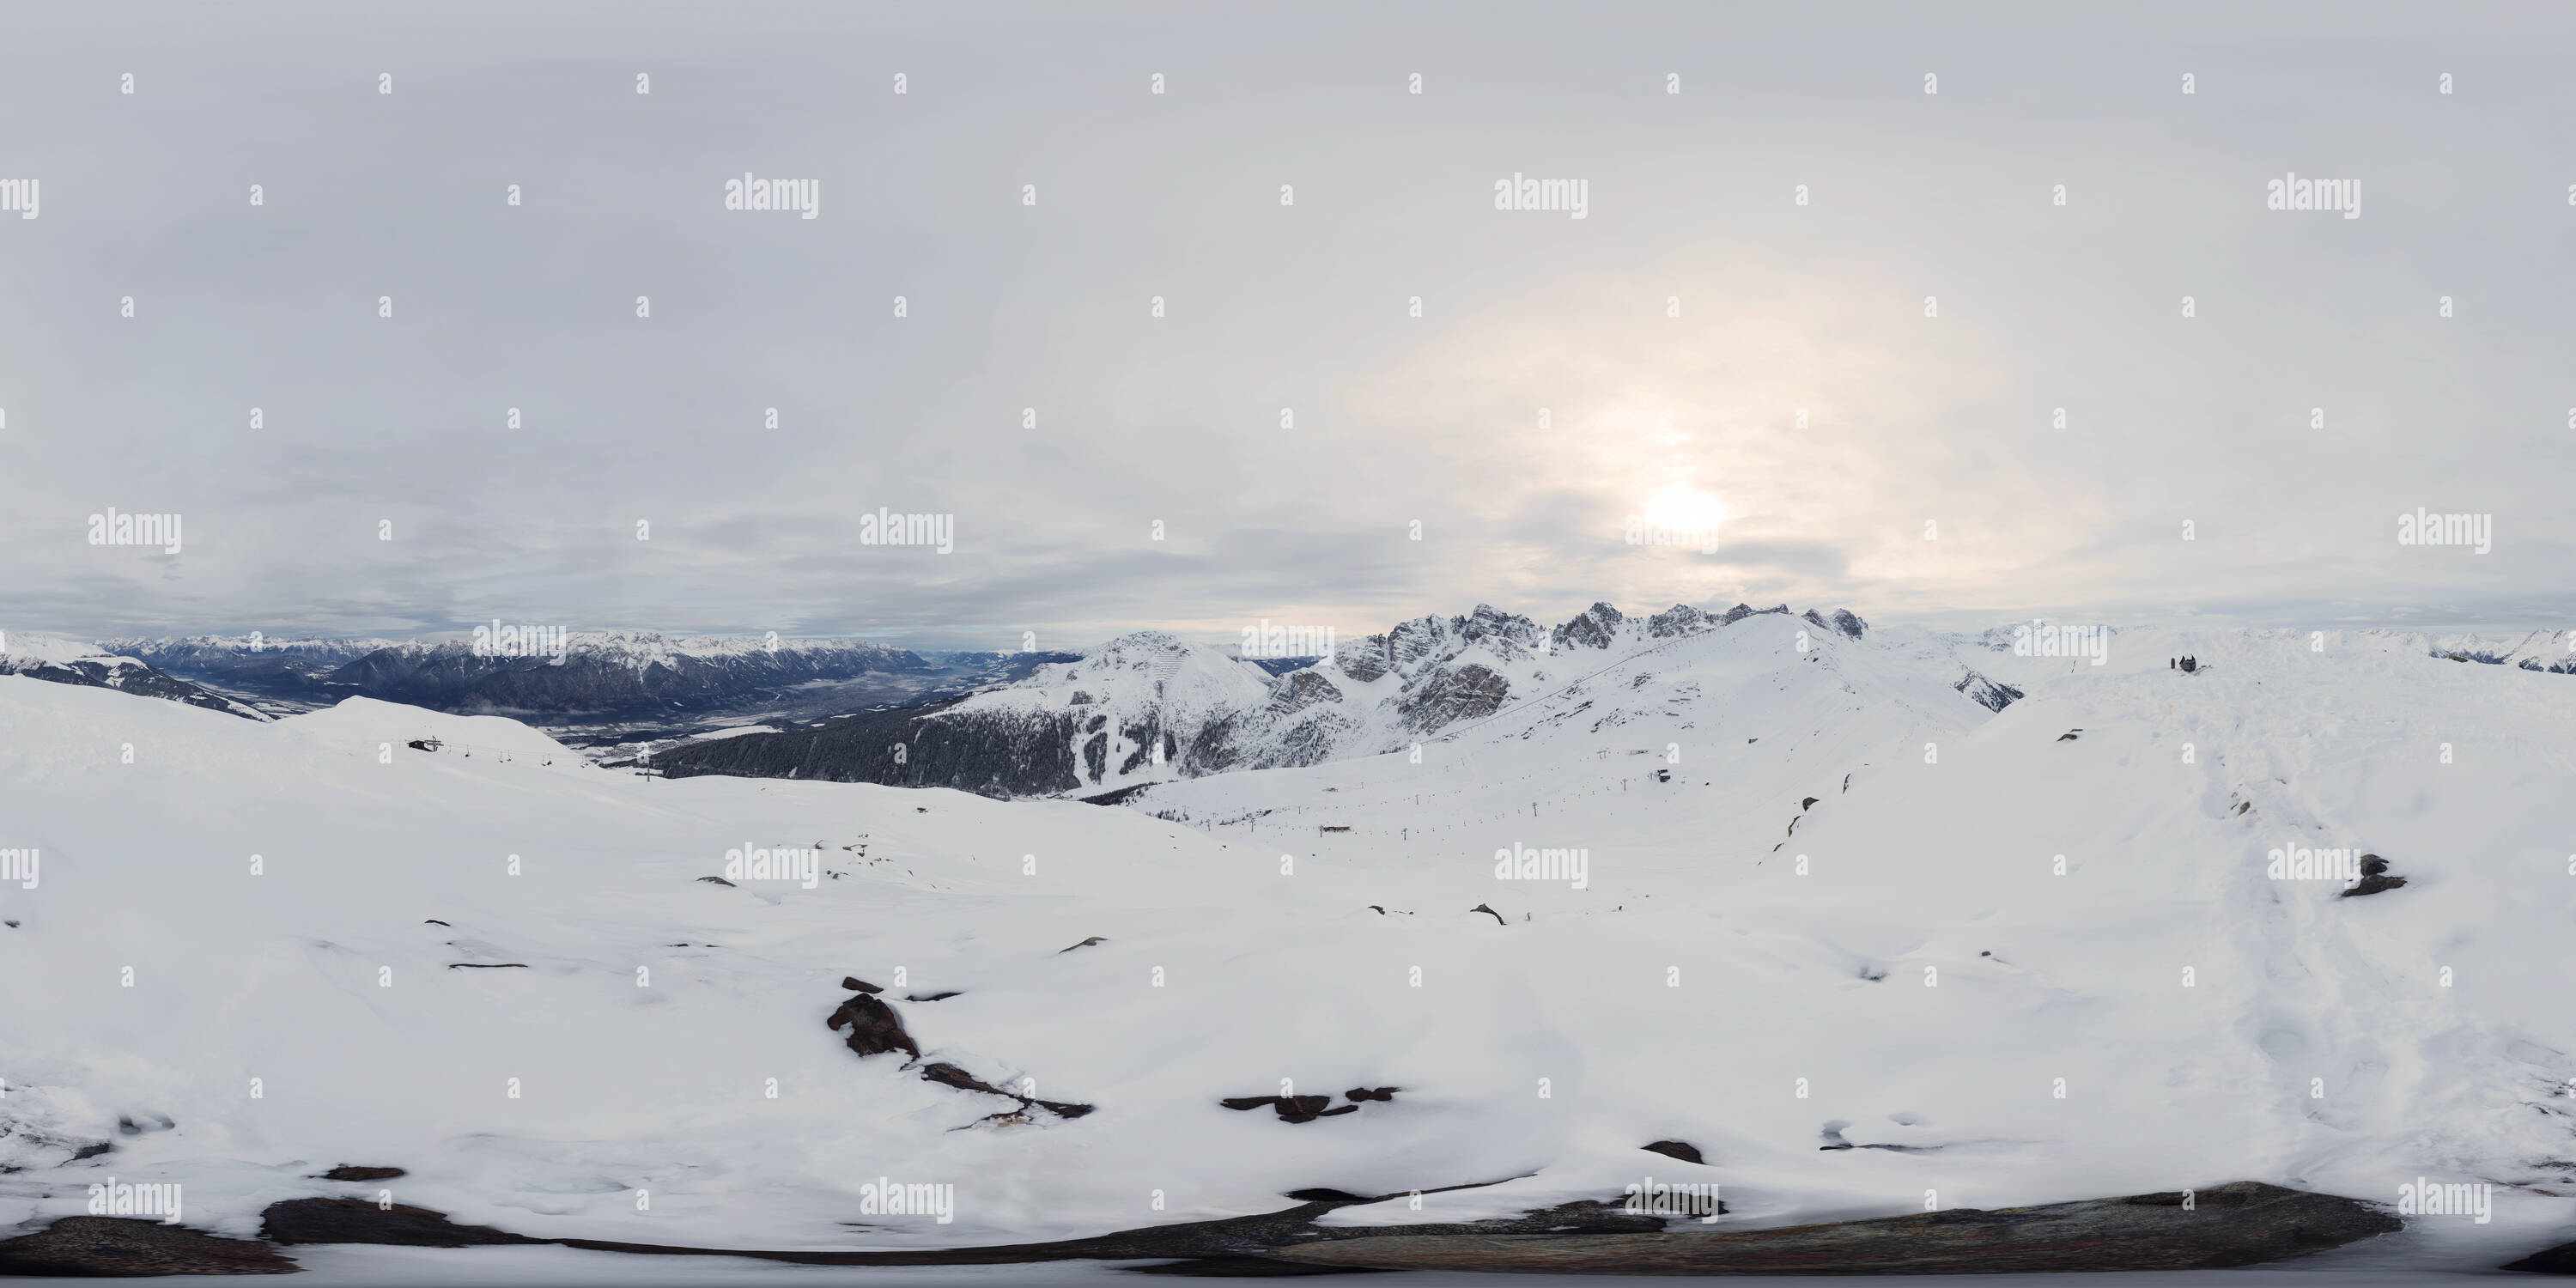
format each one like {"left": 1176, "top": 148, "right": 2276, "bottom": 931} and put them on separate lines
{"left": 649, "top": 602, "right": 1926, "bottom": 797}
{"left": 97, "top": 632, "right": 937, "bottom": 719}
{"left": 14, "top": 617, "right": 2570, "bottom": 786}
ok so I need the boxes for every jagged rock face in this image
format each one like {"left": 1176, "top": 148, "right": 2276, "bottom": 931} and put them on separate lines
{"left": 1718, "top": 603, "right": 1790, "bottom": 626}
{"left": 1397, "top": 662, "right": 1510, "bottom": 733}
{"left": 1455, "top": 603, "right": 1548, "bottom": 657}
{"left": 1186, "top": 713, "right": 1247, "bottom": 775}
{"left": 1334, "top": 641, "right": 1391, "bottom": 683}
{"left": 1268, "top": 669, "right": 1344, "bottom": 714}
{"left": 1802, "top": 608, "right": 1868, "bottom": 641}
{"left": 1386, "top": 617, "right": 1454, "bottom": 673}
{"left": 1552, "top": 602, "right": 1626, "bottom": 652}
{"left": 1188, "top": 694, "right": 1358, "bottom": 775}
{"left": 1267, "top": 708, "right": 1364, "bottom": 767}
{"left": 1647, "top": 605, "right": 1712, "bottom": 638}
{"left": 1954, "top": 670, "right": 2024, "bottom": 713}
{"left": 1337, "top": 605, "right": 1546, "bottom": 683}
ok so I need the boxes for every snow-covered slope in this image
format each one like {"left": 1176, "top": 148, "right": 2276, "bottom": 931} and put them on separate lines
{"left": 3, "top": 617, "right": 2572, "bottom": 1269}
{"left": 0, "top": 633, "right": 269, "bottom": 721}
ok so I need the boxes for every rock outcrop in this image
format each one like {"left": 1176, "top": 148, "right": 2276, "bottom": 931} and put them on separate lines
{"left": 0, "top": 1218, "right": 298, "bottom": 1276}
{"left": 1264, "top": 1182, "right": 2397, "bottom": 1274}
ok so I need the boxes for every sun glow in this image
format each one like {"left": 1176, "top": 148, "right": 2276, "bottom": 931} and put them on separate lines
{"left": 1640, "top": 485, "right": 1728, "bottom": 535}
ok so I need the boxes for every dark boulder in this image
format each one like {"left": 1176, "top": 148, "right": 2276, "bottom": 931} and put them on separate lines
{"left": 2342, "top": 855, "right": 2408, "bottom": 898}
{"left": 826, "top": 993, "right": 922, "bottom": 1059}
{"left": 1642, "top": 1139, "right": 1704, "bottom": 1164}
{"left": 0, "top": 1217, "right": 298, "bottom": 1276}
{"left": 262, "top": 1196, "right": 539, "bottom": 1247}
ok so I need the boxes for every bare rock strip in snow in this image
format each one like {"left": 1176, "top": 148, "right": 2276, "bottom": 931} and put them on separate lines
{"left": 829, "top": 980, "right": 1094, "bottom": 1120}
{"left": 10, "top": 1181, "right": 2391, "bottom": 1275}
{"left": 1266, "top": 1182, "right": 2400, "bottom": 1274}
{"left": 229, "top": 1181, "right": 1664, "bottom": 1269}
{"left": 263, "top": 1197, "right": 540, "bottom": 1248}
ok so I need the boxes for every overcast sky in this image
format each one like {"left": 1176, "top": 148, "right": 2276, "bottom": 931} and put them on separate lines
{"left": 4, "top": 1, "right": 2573, "bottom": 650}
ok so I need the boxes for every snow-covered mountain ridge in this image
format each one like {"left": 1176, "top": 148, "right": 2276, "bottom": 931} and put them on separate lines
{"left": 0, "top": 633, "right": 268, "bottom": 721}
{"left": 655, "top": 602, "right": 1929, "bottom": 796}
{"left": 2, "top": 614, "right": 2571, "bottom": 1269}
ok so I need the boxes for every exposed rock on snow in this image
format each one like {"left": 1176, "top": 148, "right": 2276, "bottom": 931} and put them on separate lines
{"left": 826, "top": 991, "right": 921, "bottom": 1060}
{"left": 1953, "top": 668, "right": 2024, "bottom": 712}
{"left": 1803, "top": 607, "right": 1869, "bottom": 640}
{"left": 2342, "top": 854, "right": 2408, "bottom": 897}
{"left": 232, "top": 1184, "right": 1662, "bottom": 1269}
{"left": 829, "top": 982, "right": 1094, "bottom": 1119}
{"left": 918, "top": 1063, "right": 1095, "bottom": 1120}
{"left": 1395, "top": 662, "right": 1509, "bottom": 733}
{"left": 2503, "top": 1236, "right": 2576, "bottom": 1273}
{"left": 261, "top": 1197, "right": 538, "bottom": 1247}
{"left": 1647, "top": 604, "right": 1711, "bottom": 637}
{"left": 1267, "top": 1182, "right": 2399, "bottom": 1274}
{"left": 1551, "top": 602, "right": 1627, "bottom": 653}
{"left": 0, "top": 1217, "right": 297, "bottom": 1276}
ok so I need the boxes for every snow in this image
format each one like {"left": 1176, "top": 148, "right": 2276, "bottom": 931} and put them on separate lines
{"left": 285, "top": 697, "right": 589, "bottom": 764}
{"left": 0, "top": 631, "right": 136, "bottom": 667}
{"left": 117, "top": 1242, "right": 2533, "bottom": 1287}
{"left": 3, "top": 611, "right": 2573, "bottom": 1273}
{"left": 958, "top": 630, "right": 1273, "bottom": 726}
